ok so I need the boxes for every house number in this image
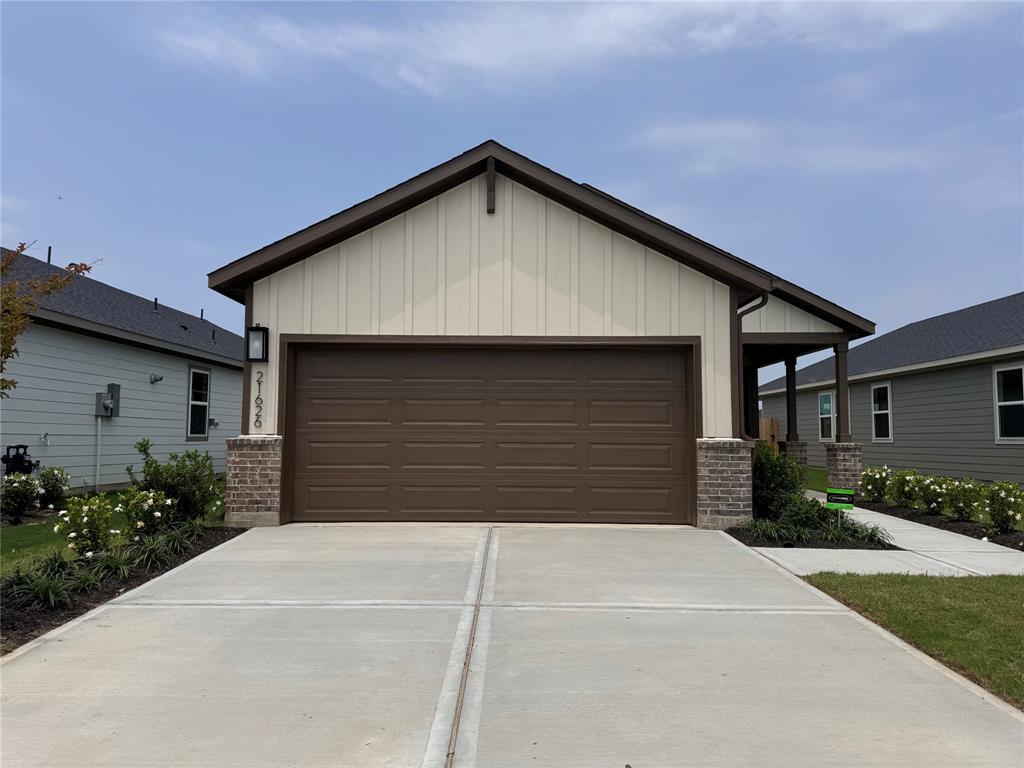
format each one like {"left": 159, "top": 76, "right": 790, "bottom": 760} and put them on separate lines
{"left": 253, "top": 371, "right": 264, "bottom": 429}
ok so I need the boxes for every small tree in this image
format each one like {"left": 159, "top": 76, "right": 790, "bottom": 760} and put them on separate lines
{"left": 1, "top": 243, "right": 92, "bottom": 396}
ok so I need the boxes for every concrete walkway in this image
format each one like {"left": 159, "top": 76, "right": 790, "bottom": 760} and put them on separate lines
{"left": 757, "top": 492, "right": 1024, "bottom": 577}
{"left": 2, "top": 524, "right": 1021, "bottom": 767}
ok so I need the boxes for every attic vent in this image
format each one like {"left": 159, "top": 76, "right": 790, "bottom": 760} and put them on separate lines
{"left": 179, "top": 324, "right": 188, "bottom": 331}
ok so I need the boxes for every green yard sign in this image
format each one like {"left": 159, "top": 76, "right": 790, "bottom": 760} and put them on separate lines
{"left": 825, "top": 487, "right": 855, "bottom": 511}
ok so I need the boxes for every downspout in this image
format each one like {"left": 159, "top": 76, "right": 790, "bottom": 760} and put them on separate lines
{"left": 94, "top": 415, "right": 102, "bottom": 493}
{"left": 736, "top": 293, "right": 769, "bottom": 442}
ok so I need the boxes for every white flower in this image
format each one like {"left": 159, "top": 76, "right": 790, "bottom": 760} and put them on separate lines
{"left": 165, "top": 499, "right": 172, "bottom": 506}
{"left": 154, "top": 511, "right": 162, "bottom": 518}
{"left": 981, "top": 537, "right": 988, "bottom": 542}
{"left": 67, "top": 542, "right": 76, "bottom": 549}
{"left": 110, "top": 529, "right": 121, "bottom": 534}
{"left": 133, "top": 536, "right": 140, "bottom": 542}
{"left": 68, "top": 532, "right": 77, "bottom": 538}
{"left": 53, "top": 524, "right": 61, "bottom": 533}
{"left": 85, "top": 551, "right": 94, "bottom": 558}
{"left": 47, "top": 504, "right": 54, "bottom": 510}
{"left": 115, "top": 505, "right": 123, "bottom": 513}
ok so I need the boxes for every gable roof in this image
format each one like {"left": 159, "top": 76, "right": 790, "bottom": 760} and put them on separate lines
{"left": 759, "top": 292, "right": 1024, "bottom": 393}
{"left": 208, "top": 140, "right": 873, "bottom": 338}
{"left": 5, "top": 249, "right": 243, "bottom": 366}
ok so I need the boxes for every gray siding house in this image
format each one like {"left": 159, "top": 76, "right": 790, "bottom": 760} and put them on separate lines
{"left": 1, "top": 249, "right": 244, "bottom": 492}
{"left": 760, "top": 293, "right": 1024, "bottom": 483}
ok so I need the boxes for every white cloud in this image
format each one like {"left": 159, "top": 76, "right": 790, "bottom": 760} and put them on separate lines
{"left": 633, "top": 118, "right": 932, "bottom": 175}
{"left": 151, "top": 2, "right": 1002, "bottom": 96}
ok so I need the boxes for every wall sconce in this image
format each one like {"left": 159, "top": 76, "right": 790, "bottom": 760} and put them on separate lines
{"left": 246, "top": 325, "right": 269, "bottom": 362}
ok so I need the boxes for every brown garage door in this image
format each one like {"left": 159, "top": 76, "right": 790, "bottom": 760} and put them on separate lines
{"left": 285, "top": 345, "right": 695, "bottom": 524}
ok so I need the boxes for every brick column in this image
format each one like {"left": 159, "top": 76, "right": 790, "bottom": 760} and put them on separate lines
{"left": 696, "top": 438, "right": 754, "bottom": 529}
{"left": 225, "top": 435, "right": 283, "bottom": 527}
{"left": 779, "top": 440, "right": 808, "bottom": 466}
{"left": 825, "top": 442, "right": 862, "bottom": 494}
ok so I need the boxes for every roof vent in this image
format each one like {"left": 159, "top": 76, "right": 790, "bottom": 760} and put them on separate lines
{"left": 179, "top": 324, "right": 188, "bottom": 332}
{"left": 153, "top": 297, "right": 159, "bottom": 311}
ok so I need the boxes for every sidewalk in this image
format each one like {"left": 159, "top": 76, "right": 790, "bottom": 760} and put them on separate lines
{"left": 756, "top": 492, "right": 1024, "bottom": 576}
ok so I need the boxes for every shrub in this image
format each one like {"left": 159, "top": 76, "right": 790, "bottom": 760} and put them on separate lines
{"left": 4, "top": 570, "right": 73, "bottom": 609}
{"left": 886, "top": 470, "right": 920, "bottom": 508}
{"left": 1, "top": 472, "right": 40, "bottom": 522}
{"left": 127, "top": 535, "right": 173, "bottom": 571}
{"left": 752, "top": 441, "right": 805, "bottom": 521}
{"left": 944, "top": 478, "right": 983, "bottom": 521}
{"left": 919, "top": 477, "right": 949, "bottom": 514}
{"left": 69, "top": 565, "right": 102, "bottom": 594}
{"left": 984, "top": 481, "right": 1024, "bottom": 535}
{"left": 55, "top": 494, "right": 116, "bottom": 558}
{"left": 127, "top": 439, "right": 217, "bottom": 523}
{"left": 38, "top": 466, "right": 71, "bottom": 510}
{"left": 860, "top": 466, "right": 893, "bottom": 503}
{"left": 779, "top": 495, "right": 829, "bottom": 530}
{"left": 93, "top": 546, "right": 134, "bottom": 581}
{"left": 119, "top": 487, "right": 172, "bottom": 537}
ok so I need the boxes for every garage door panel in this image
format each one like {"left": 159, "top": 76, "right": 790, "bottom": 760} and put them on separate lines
{"left": 288, "top": 346, "right": 694, "bottom": 524}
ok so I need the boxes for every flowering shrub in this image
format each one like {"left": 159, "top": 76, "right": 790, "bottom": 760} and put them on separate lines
{"left": 919, "top": 477, "right": 949, "bottom": 513}
{"left": 943, "top": 478, "right": 982, "bottom": 521}
{"left": 1, "top": 473, "right": 40, "bottom": 522}
{"left": 38, "top": 466, "right": 71, "bottom": 510}
{"left": 55, "top": 494, "right": 116, "bottom": 558}
{"left": 886, "top": 470, "right": 920, "bottom": 508}
{"left": 126, "top": 439, "right": 217, "bottom": 522}
{"left": 984, "top": 481, "right": 1024, "bottom": 535}
{"left": 119, "top": 487, "right": 172, "bottom": 537}
{"left": 860, "top": 466, "right": 892, "bottom": 503}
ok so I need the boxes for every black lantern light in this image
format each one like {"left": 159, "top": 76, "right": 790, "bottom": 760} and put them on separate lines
{"left": 246, "top": 324, "right": 269, "bottom": 362}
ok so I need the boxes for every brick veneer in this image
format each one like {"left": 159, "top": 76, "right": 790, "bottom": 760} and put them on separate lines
{"left": 779, "top": 440, "right": 808, "bottom": 466}
{"left": 825, "top": 442, "right": 863, "bottom": 494}
{"left": 696, "top": 438, "right": 754, "bottom": 529}
{"left": 225, "top": 435, "right": 283, "bottom": 527}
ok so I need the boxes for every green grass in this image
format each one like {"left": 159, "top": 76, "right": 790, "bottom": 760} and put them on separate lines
{"left": 1, "top": 519, "right": 67, "bottom": 577}
{"left": 804, "top": 466, "right": 828, "bottom": 493}
{"left": 807, "top": 573, "right": 1024, "bottom": 709}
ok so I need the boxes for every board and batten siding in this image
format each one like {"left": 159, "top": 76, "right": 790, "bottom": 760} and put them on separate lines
{"left": 249, "top": 175, "right": 737, "bottom": 437}
{"left": 761, "top": 359, "right": 1024, "bottom": 484}
{"left": 1, "top": 323, "right": 242, "bottom": 491}
{"left": 742, "top": 296, "right": 840, "bottom": 334}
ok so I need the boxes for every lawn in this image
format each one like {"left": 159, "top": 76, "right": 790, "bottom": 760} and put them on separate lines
{"left": 804, "top": 466, "right": 827, "bottom": 493}
{"left": 807, "top": 573, "right": 1024, "bottom": 709}
{"left": 2, "top": 507, "right": 128, "bottom": 577}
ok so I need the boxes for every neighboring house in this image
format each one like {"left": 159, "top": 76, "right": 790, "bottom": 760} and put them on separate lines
{"left": 208, "top": 140, "right": 874, "bottom": 529}
{"left": 760, "top": 293, "right": 1024, "bottom": 483}
{"left": 1, "top": 249, "right": 244, "bottom": 492}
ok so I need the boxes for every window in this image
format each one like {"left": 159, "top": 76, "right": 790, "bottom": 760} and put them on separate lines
{"left": 994, "top": 364, "right": 1024, "bottom": 442}
{"left": 187, "top": 367, "right": 210, "bottom": 440}
{"left": 871, "top": 382, "right": 892, "bottom": 442}
{"left": 818, "top": 391, "right": 835, "bottom": 441}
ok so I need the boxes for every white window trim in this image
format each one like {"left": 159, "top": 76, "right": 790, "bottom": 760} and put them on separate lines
{"left": 871, "top": 380, "right": 893, "bottom": 443}
{"left": 818, "top": 390, "right": 836, "bottom": 443}
{"left": 993, "top": 361, "right": 1024, "bottom": 444}
{"left": 187, "top": 367, "right": 211, "bottom": 441}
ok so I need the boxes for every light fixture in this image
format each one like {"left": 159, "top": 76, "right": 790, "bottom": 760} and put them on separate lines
{"left": 149, "top": 374, "right": 164, "bottom": 384}
{"left": 246, "top": 324, "right": 269, "bottom": 363}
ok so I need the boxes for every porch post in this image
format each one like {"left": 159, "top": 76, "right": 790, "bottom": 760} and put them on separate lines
{"left": 834, "top": 341, "right": 851, "bottom": 442}
{"left": 784, "top": 355, "right": 799, "bottom": 442}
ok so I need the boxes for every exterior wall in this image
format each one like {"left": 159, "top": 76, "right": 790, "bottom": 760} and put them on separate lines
{"left": 741, "top": 295, "right": 841, "bottom": 334}
{"left": 1, "top": 323, "right": 243, "bottom": 491}
{"left": 761, "top": 359, "right": 1024, "bottom": 483}
{"left": 248, "top": 174, "right": 735, "bottom": 437}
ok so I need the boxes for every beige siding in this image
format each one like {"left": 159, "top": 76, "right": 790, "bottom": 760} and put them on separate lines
{"left": 250, "top": 175, "right": 735, "bottom": 437}
{"left": 742, "top": 295, "right": 840, "bottom": 334}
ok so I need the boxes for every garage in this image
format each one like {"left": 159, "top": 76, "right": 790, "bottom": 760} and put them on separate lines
{"left": 282, "top": 343, "right": 697, "bottom": 524}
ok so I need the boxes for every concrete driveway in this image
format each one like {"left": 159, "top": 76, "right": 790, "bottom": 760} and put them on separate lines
{"left": 2, "top": 525, "right": 1021, "bottom": 767}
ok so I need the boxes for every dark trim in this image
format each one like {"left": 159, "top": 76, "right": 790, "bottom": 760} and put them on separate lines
{"left": 485, "top": 157, "right": 496, "bottom": 214}
{"left": 784, "top": 355, "right": 799, "bottom": 442}
{"left": 742, "top": 332, "right": 850, "bottom": 346}
{"left": 275, "top": 335, "right": 703, "bottom": 526}
{"left": 241, "top": 285, "right": 253, "bottom": 434}
{"left": 834, "top": 341, "right": 851, "bottom": 442}
{"left": 185, "top": 365, "right": 211, "bottom": 442}
{"left": 30, "top": 310, "right": 244, "bottom": 370}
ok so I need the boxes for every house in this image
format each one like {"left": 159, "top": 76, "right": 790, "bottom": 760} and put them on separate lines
{"left": 759, "top": 293, "right": 1024, "bottom": 484}
{"left": 208, "top": 141, "right": 874, "bottom": 529}
{"left": 1, "top": 248, "right": 244, "bottom": 492}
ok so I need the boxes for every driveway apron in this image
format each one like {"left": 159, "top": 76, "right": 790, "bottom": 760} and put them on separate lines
{"left": 1, "top": 524, "right": 1021, "bottom": 767}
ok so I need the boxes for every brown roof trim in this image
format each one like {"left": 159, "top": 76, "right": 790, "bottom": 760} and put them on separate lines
{"left": 208, "top": 140, "right": 873, "bottom": 337}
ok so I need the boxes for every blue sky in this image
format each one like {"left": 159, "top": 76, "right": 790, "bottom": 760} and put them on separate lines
{"left": 2, "top": 2, "right": 1021, "bottom": 380}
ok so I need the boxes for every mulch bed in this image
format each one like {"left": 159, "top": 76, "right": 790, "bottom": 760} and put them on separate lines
{"left": 726, "top": 527, "right": 899, "bottom": 550}
{"left": 855, "top": 499, "right": 1024, "bottom": 552}
{"left": 1, "top": 527, "right": 245, "bottom": 655}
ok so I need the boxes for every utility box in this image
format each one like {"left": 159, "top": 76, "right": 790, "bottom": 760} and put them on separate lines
{"left": 94, "top": 383, "right": 121, "bottom": 417}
